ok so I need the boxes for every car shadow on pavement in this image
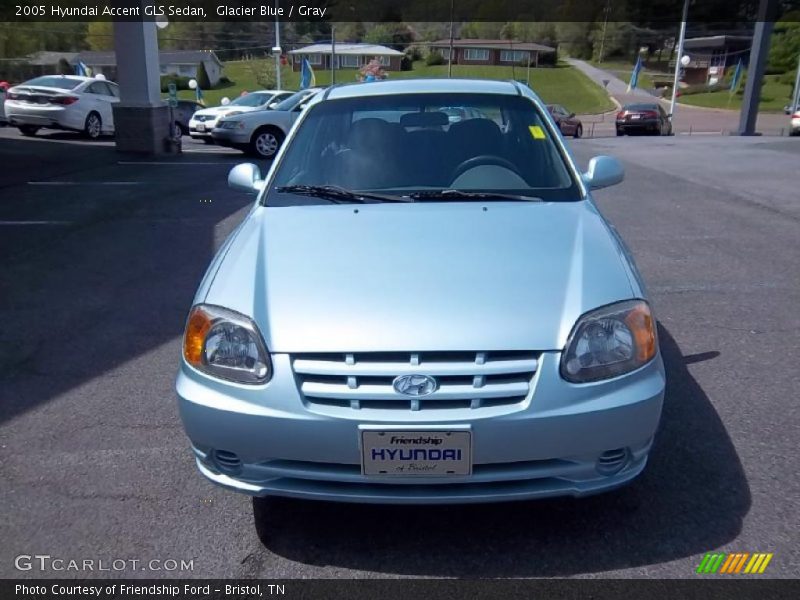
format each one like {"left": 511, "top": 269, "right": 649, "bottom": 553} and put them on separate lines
{"left": 253, "top": 324, "right": 750, "bottom": 576}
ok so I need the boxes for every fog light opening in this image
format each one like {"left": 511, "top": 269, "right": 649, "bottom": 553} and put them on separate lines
{"left": 212, "top": 449, "right": 243, "bottom": 475}
{"left": 596, "top": 448, "right": 631, "bottom": 476}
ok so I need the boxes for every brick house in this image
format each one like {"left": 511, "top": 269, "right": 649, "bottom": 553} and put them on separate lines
{"left": 429, "top": 39, "right": 556, "bottom": 67}
{"left": 675, "top": 35, "right": 752, "bottom": 85}
{"left": 288, "top": 43, "right": 405, "bottom": 72}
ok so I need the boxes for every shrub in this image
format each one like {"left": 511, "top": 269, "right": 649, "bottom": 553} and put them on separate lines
{"left": 400, "top": 56, "right": 413, "bottom": 71}
{"left": 160, "top": 75, "right": 191, "bottom": 92}
{"left": 405, "top": 46, "right": 423, "bottom": 62}
{"left": 426, "top": 52, "right": 446, "bottom": 66}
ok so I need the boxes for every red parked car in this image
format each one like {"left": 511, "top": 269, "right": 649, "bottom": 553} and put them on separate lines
{"left": 547, "top": 104, "right": 583, "bottom": 138}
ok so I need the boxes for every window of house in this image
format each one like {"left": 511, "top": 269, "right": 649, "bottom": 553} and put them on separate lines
{"left": 178, "top": 64, "right": 195, "bottom": 77}
{"left": 340, "top": 55, "right": 361, "bottom": 67}
{"left": 500, "top": 50, "right": 530, "bottom": 63}
{"left": 376, "top": 55, "right": 390, "bottom": 66}
{"left": 464, "top": 48, "right": 490, "bottom": 61}
{"left": 305, "top": 54, "right": 322, "bottom": 65}
{"left": 439, "top": 48, "right": 451, "bottom": 60}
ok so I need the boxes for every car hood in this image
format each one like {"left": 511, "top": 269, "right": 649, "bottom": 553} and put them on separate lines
{"left": 193, "top": 106, "right": 258, "bottom": 118}
{"left": 204, "top": 201, "right": 637, "bottom": 353}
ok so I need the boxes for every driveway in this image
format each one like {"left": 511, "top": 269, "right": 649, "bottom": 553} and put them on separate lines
{"left": 568, "top": 59, "right": 791, "bottom": 136}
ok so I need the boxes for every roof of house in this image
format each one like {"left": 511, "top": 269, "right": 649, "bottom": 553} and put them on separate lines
{"left": 76, "top": 50, "right": 223, "bottom": 66}
{"left": 683, "top": 35, "right": 752, "bottom": 49}
{"left": 288, "top": 43, "right": 404, "bottom": 56}
{"left": 430, "top": 39, "right": 556, "bottom": 53}
{"left": 25, "top": 51, "right": 78, "bottom": 66}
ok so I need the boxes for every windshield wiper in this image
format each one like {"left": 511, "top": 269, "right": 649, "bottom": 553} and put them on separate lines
{"left": 409, "top": 189, "right": 542, "bottom": 202}
{"left": 275, "top": 185, "right": 411, "bottom": 203}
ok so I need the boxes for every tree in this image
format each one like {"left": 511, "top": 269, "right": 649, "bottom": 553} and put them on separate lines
{"left": 196, "top": 62, "right": 211, "bottom": 89}
{"left": 85, "top": 21, "right": 113, "bottom": 51}
{"left": 57, "top": 57, "right": 73, "bottom": 75}
{"left": 768, "top": 18, "right": 800, "bottom": 75}
{"left": 250, "top": 60, "right": 277, "bottom": 89}
{"left": 363, "top": 23, "right": 414, "bottom": 50}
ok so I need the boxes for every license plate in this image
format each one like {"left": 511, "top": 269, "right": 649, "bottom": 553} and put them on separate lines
{"left": 630, "top": 114, "right": 641, "bottom": 120}
{"left": 361, "top": 430, "right": 472, "bottom": 477}
{"left": 196, "top": 123, "right": 205, "bottom": 131}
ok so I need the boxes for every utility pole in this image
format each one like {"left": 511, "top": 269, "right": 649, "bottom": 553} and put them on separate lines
{"left": 669, "top": 0, "right": 690, "bottom": 120}
{"left": 448, "top": 0, "right": 455, "bottom": 78}
{"left": 791, "top": 53, "right": 800, "bottom": 112}
{"left": 598, "top": 0, "right": 611, "bottom": 64}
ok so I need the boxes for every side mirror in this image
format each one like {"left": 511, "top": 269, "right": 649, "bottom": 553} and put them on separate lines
{"left": 582, "top": 155, "right": 624, "bottom": 190}
{"left": 228, "top": 163, "right": 264, "bottom": 194}
{"left": 568, "top": 112, "right": 576, "bottom": 118}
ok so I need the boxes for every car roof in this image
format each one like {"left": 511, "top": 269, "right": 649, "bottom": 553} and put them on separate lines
{"left": 323, "top": 78, "right": 523, "bottom": 101}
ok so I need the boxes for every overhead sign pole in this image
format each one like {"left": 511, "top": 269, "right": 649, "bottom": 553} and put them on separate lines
{"left": 735, "top": 0, "right": 778, "bottom": 135}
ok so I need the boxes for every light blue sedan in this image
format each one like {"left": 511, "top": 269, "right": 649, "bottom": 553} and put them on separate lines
{"left": 176, "top": 79, "right": 665, "bottom": 504}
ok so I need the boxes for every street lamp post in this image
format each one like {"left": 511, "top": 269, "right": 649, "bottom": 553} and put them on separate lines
{"left": 669, "top": 0, "right": 690, "bottom": 121}
{"left": 274, "top": 0, "right": 281, "bottom": 90}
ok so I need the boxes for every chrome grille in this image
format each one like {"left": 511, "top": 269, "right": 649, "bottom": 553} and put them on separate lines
{"left": 292, "top": 351, "right": 539, "bottom": 411}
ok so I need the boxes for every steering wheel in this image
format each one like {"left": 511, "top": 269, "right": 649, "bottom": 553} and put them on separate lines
{"left": 451, "top": 155, "right": 523, "bottom": 183}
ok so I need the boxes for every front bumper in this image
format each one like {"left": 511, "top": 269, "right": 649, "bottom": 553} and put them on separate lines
{"left": 176, "top": 352, "right": 665, "bottom": 504}
{"left": 210, "top": 127, "right": 249, "bottom": 147}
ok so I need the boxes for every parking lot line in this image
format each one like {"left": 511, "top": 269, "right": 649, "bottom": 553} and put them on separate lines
{"left": 0, "top": 220, "right": 71, "bottom": 225}
{"left": 117, "top": 161, "right": 236, "bottom": 166}
{"left": 27, "top": 181, "right": 142, "bottom": 186}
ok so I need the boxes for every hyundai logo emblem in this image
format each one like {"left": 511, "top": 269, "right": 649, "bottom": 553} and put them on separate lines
{"left": 392, "top": 374, "right": 438, "bottom": 397}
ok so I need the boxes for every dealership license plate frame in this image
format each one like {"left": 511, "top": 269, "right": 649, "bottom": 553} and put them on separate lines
{"left": 360, "top": 429, "right": 473, "bottom": 477}
{"left": 196, "top": 123, "right": 206, "bottom": 132}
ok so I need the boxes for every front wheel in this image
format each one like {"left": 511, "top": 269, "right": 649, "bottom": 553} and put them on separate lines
{"left": 19, "top": 125, "right": 39, "bottom": 137}
{"left": 616, "top": 129, "right": 624, "bottom": 137}
{"left": 83, "top": 112, "right": 102, "bottom": 139}
{"left": 250, "top": 128, "right": 284, "bottom": 159}
{"left": 574, "top": 124, "right": 583, "bottom": 139}
{"left": 202, "top": 137, "right": 215, "bottom": 144}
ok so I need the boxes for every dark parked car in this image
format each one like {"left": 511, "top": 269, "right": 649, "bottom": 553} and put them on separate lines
{"left": 169, "top": 100, "right": 203, "bottom": 136}
{"left": 547, "top": 104, "right": 583, "bottom": 138}
{"left": 616, "top": 102, "right": 672, "bottom": 136}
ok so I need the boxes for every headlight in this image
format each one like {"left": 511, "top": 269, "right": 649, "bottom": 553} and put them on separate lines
{"left": 561, "top": 300, "right": 657, "bottom": 383}
{"left": 182, "top": 304, "right": 271, "bottom": 384}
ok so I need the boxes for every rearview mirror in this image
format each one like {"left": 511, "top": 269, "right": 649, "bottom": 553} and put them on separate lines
{"left": 228, "top": 163, "right": 264, "bottom": 194}
{"left": 582, "top": 156, "right": 624, "bottom": 190}
{"left": 569, "top": 112, "right": 576, "bottom": 118}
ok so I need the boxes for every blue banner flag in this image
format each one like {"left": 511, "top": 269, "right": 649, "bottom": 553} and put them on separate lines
{"left": 627, "top": 56, "right": 643, "bottom": 92}
{"left": 729, "top": 59, "right": 743, "bottom": 93}
{"left": 300, "top": 58, "right": 316, "bottom": 90}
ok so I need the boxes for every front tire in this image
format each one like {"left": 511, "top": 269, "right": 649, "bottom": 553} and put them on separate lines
{"left": 202, "top": 137, "right": 215, "bottom": 144}
{"left": 19, "top": 125, "right": 39, "bottom": 137}
{"left": 83, "top": 112, "right": 102, "bottom": 139}
{"left": 616, "top": 129, "right": 624, "bottom": 137}
{"left": 250, "top": 127, "right": 284, "bottom": 159}
{"left": 574, "top": 124, "right": 583, "bottom": 139}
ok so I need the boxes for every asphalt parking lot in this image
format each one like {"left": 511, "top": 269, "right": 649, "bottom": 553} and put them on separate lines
{"left": 1, "top": 127, "right": 798, "bottom": 578}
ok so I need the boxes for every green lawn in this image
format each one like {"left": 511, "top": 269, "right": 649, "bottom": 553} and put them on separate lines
{"left": 676, "top": 75, "right": 792, "bottom": 113}
{"left": 177, "top": 60, "right": 614, "bottom": 115}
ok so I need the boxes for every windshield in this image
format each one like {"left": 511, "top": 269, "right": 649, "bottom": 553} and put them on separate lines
{"left": 272, "top": 90, "right": 314, "bottom": 112}
{"left": 624, "top": 104, "right": 659, "bottom": 111}
{"left": 230, "top": 92, "right": 270, "bottom": 107}
{"left": 22, "top": 76, "right": 83, "bottom": 90}
{"left": 266, "top": 92, "right": 579, "bottom": 205}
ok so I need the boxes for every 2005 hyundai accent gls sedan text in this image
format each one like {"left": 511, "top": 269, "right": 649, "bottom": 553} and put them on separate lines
{"left": 176, "top": 79, "right": 665, "bottom": 504}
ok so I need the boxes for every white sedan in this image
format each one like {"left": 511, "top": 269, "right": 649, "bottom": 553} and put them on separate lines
{"left": 188, "top": 90, "right": 292, "bottom": 143}
{"left": 211, "top": 88, "right": 324, "bottom": 158}
{"left": 4, "top": 75, "right": 119, "bottom": 139}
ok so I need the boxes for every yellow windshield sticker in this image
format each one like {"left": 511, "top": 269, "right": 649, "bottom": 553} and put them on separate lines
{"left": 529, "top": 125, "right": 546, "bottom": 140}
